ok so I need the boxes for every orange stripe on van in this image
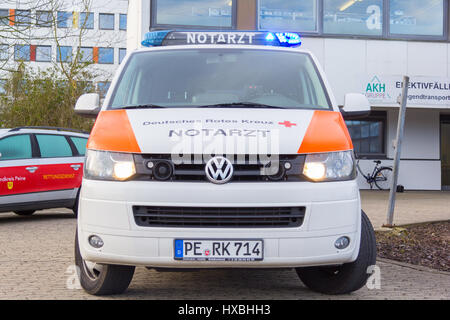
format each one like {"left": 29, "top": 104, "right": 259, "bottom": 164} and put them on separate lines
{"left": 87, "top": 110, "right": 141, "bottom": 153}
{"left": 297, "top": 110, "right": 353, "bottom": 154}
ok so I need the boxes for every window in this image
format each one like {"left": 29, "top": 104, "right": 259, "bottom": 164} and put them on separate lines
{"left": 79, "top": 47, "right": 93, "bottom": 63}
{"left": 14, "top": 45, "right": 30, "bottom": 61}
{"left": 0, "top": 135, "right": 32, "bottom": 160}
{"left": 70, "top": 137, "right": 88, "bottom": 156}
{"left": 389, "top": 0, "right": 444, "bottom": 37}
{"left": 0, "top": 9, "right": 10, "bottom": 26}
{"left": 119, "top": 13, "right": 127, "bottom": 30}
{"left": 36, "top": 10, "right": 52, "bottom": 27}
{"left": 57, "top": 11, "right": 72, "bottom": 28}
{"left": 36, "top": 135, "right": 73, "bottom": 158}
{"left": 323, "top": 0, "right": 382, "bottom": 36}
{"left": 119, "top": 48, "right": 126, "bottom": 64}
{"left": 345, "top": 112, "right": 386, "bottom": 157}
{"left": 36, "top": 45, "right": 52, "bottom": 62}
{"left": 0, "top": 44, "right": 8, "bottom": 60}
{"left": 259, "top": 0, "right": 317, "bottom": 32}
{"left": 57, "top": 46, "right": 72, "bottom": 62}
{"left": 99, "top": 13, "right": 114, "bottom": 30}
{"left": 153, "top": 0, "right": 234, "bottom": 28}
{"left": 256, "top": 0, "right": 447, "bottom": 40}
{"left": 109, "top": 49, "right": 331, "bottom": 110}
{"left": 15, "top": 10, "right": 31, "bottom": 25}
{"left": 98, "top": 47, "right": 114, "bottom": 64}
{"left": 80, "top": 12, "right": 94, "bottom": 29}
{"left": 97, "top": 81, "right": 111, "bottom": 98}
{"left": 0, "top": 79, "right": 7, "bottom": 95}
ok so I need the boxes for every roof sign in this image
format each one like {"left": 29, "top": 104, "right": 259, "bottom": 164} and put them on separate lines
{"left": 141, "top": 31, "right": 302, "bottom": 48}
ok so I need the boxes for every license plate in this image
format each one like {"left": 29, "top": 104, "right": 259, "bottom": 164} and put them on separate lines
{"left": 174, "top": 239, "right": 263, "bottom": 261}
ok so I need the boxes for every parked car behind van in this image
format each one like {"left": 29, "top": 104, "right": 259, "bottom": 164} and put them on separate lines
{"left": 0, "top": 127, "right": 89, "bottom": 217}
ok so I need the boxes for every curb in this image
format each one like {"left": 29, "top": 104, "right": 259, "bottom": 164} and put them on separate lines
{"left": 377, "top": 258, "right": 450, "bottom": 276}
{"left": 374, "top": 219, "right": 450, "bottom": 232}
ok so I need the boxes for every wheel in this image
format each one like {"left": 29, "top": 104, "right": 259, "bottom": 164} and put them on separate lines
{"left": 72, "top": 190, "right": 80, "bottom": 218}
{"left": 74, "top": 231, "right": 135, "bottom": 295}
{"left": 374, "top": 167, "right": 393, "bottom": 190}
{"left": 295, "top": 210, "right": 377, "bottom": 295}
{"left": 14, "top": 210, "right": 35, "bottom": 216}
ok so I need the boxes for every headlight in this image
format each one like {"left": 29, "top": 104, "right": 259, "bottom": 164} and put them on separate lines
{"left": 84, "top": 149, "right": 136, "bottom": 181}
{"left": 303, "top": 151, "right": 355, "bottom": 182}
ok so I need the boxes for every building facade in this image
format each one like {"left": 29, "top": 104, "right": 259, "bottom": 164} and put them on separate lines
{"left": 0, "top": 0, "right": 129, "bottom": 96}
{"left": 128, "top": 0, "right": 450, "bottom": 191}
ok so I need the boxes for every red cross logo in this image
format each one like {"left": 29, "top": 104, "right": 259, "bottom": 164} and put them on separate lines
{"left": 279, "top": 121, "right": 297, "bottom": 128}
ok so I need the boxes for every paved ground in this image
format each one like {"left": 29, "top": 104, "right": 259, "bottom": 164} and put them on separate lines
{"left": 0, "top": 197, "right": 449, "bottom": 299}
{"left": 361, "top": 190, "right": 450, "bottom": 229}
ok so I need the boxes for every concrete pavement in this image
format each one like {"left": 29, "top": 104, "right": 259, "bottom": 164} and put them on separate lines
{"left": 0, "top": 203, "right": 448, "bottom": 299}
{"left": 360, "top": 190, "right": 450, "bottom": 228}
{"left": 0, "top": 190, "right": 449, "bottom": 299}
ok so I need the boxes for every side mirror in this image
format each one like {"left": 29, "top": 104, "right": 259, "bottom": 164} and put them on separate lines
{"left": 341, "top": 93, "right": 371, "bottom": 118}
{"left": 75, "top": 93, "right": 100, "bottom": 117}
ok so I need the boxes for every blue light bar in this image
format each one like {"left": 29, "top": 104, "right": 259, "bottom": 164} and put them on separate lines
{"left": 265, "top": 32, "right": 276, "bottom": 42}
{"left": 141, "top": 30, "right": 172, "bottom": 47}
{"left": 274, "top": 32, "right": 302, "bottom": 46}
{"left": 141, "top": 30, "right": 301, "bottom": 48}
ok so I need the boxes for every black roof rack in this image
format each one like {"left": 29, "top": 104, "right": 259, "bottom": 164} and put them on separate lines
{"left": 8, "top": 126, "right": 90, "bottom": 135}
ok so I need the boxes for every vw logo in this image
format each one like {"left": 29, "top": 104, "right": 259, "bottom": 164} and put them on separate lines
{"left": 205, "top": 156, "right": 234, "bottom": 184}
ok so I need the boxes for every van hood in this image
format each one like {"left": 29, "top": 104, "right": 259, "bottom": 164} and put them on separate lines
{"left": 87, "top": 108, "right": 353, "bottom": 155}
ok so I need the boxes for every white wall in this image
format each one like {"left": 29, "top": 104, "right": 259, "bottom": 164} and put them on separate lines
{"left": 356, "top": 159, "right": 441, "bottom": 190}
{"left": 301, "top": 37, "right": 450, "bottom": 107}
{"left": 386, "top": 108, "right": 440, "bottom": 159}
{"left": 127, "top": 0, "right": 150, "bottom": 52}
{"left": 355, "top": 106, "right": 442, "bottom": 190}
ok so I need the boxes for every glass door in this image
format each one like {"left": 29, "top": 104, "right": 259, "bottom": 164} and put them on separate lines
{"left": 441, "top": 116, "right": 450, "bottom": 190}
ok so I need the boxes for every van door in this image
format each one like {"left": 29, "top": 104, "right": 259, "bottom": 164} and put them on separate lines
{"left": 0, "top": 134, "right": 41, "bottom": 210}
{"left": 34, "top": 134, "right": 83, "bottom": 194}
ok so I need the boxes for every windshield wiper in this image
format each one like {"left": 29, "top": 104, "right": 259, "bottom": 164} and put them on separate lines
{"left": 197, "top": 102, "right": 286, "bottom": 109}
{"left": 121, "top": 104, "right": 168, "bottom": 109}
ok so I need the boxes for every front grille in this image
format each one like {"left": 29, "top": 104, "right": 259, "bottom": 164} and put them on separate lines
{"left": 133, "top": 206, "right": 305, "bottom": 228}
{"left": 134, "top": 154, "right": 306, "bottom": 182}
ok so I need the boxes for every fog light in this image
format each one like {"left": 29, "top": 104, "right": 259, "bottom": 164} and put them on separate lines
{"left": 152, "top": 160, "right": 173, "bottom": 181}
{"left": 88, "top": 235, "right": 104, "bottom": 248}
{"left": 334, "top": 236, "right": 350, "bottom": 250}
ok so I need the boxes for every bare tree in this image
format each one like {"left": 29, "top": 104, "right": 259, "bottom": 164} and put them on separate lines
{"left": 0, "top": 0, "right": 126, "bottom": 130}
{"left": 0, "top": 0, "right": 65, "bottom": 71}
{"left": 0, "top": 0, "right": 122, "bottom": 78}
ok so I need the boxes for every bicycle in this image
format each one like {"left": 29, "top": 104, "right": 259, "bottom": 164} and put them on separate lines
{"left": 356, "top": 158, "right": 393, "bottom": 190}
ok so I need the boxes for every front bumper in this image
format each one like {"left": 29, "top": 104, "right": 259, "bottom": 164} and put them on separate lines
{"left": 78, "top": 179, "right": 361, "bottom": 268}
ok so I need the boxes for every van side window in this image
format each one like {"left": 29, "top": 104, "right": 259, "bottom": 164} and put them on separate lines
{"left": 0, "top": 135, "right": 32, "bottom": 160}
{"left": 70, "top": 137, "right": 88, "bottom": 156}
{"left": 36, "top": 134, "right": 73, "bottom": 158}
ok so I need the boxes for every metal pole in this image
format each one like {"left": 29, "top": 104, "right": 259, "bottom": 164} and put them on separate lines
{"left": 385, "top": 75, "right": 409, "bottom": 227}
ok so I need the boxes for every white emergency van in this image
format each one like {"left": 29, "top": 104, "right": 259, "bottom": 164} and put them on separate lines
{"left": 74, "top": 30, "right": 376, "bottom": 295}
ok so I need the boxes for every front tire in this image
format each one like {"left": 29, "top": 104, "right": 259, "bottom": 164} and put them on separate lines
{"left": 72, "top": 190, "right": 80, "bottom": 218}
{"left": 74, "top": 231, "right": 135, "bottom": 295}
{"left": 295, "top": 210, "right": 376, "bottom": 295}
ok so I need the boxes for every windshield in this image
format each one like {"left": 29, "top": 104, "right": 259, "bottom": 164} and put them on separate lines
{"left": 108, "top": 49, "right": 332, "bottom": 110}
